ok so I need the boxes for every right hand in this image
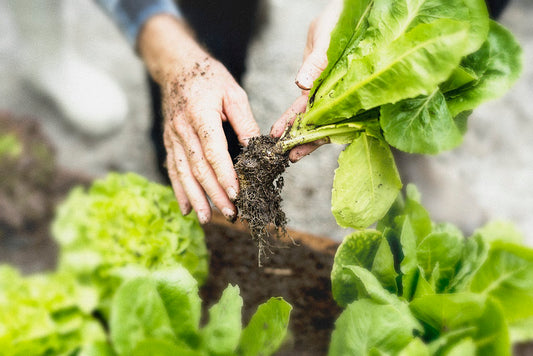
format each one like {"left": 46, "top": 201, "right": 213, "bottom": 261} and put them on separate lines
{"left": 139, "top": 15, "right": 260, "bottom": 223}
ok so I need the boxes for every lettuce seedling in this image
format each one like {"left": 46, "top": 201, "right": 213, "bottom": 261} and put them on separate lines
{"left": 52, "top": 173, "right": 208, "bottom": 313}
{"left": 328, "top": 185, "right": 533, "bottom": 355}
{"left": 235, "top": 0, "right": 522, "bottom": 249}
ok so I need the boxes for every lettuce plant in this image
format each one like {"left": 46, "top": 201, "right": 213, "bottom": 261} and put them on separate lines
{"left": 82, "top": 266, "right": 292, "bottom": 356}
{"left": 52, "top": 173, "right": 208, "bottom": 312}
{"left": 275, "top": 0, "right": 522, "bottom": 230}
{"left": 0, "top": 266, "right": 105, "bottom": 356}
{"left": 329, "top": 185, "right": 533, "bottom": 355}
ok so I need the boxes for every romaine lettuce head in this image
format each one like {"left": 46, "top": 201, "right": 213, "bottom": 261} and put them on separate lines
{"left": 52, "top": 173, "right": 208, "bottom": 309}
{"left": 0, "top": 266, "right": 104, "bottom": 356}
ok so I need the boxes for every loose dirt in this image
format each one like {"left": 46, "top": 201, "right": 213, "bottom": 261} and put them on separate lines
{"left": 234, "top": 135, "right": 290, "bottom": 264}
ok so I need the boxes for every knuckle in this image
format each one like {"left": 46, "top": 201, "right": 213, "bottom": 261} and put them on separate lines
{"left": 233, "top": 86, "right": 248, "bottom": 101}
{"left": 191, "top": 160, "right": 208, "bottom": 181}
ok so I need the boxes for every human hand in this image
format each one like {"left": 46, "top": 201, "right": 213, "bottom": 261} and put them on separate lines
{"left": 270, "top": 0, "right": 343, "bottom": 162}
{"left": 139, "top": 15, "right": 260, "bottom": 223}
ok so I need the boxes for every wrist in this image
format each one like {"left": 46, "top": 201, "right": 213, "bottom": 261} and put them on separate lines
{"left": 138, "top": 14, "right": 207, "bottom": 85}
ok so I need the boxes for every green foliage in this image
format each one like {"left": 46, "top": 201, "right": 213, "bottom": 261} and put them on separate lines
{"left": 52, "top": 172, "right": 209, "bottom": 310}
{"left": 239, "top": 297, "right": 293, "bottom": 356}
{"left": 329, "top": 185, "right": 533, "bottom": 355}
{"left": 332, "top": 134, "right": 402, "bottom": 228}
{"left": 1, "top": 172, "right": 292, "bottom": 356}
{"left": 278, "top": 0, "right": 522, "bottom": 230}
{"left": 108, "top": 267, "right": 292, "bottom": 356}
{"left": 0, "top": 266, "right": 105, "bottom": 356}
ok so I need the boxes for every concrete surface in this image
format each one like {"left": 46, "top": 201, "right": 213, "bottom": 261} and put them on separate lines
{"left": 0, "top": 0, "right": 531, "bottom": 243}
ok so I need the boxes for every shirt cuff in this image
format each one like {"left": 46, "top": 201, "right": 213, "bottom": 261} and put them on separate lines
{"left": 95, "top": 0, "right": 182, "bottom": 47}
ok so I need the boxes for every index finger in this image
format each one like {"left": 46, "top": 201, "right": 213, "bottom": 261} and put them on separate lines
{"left": 270, "top": 94, "right": 308, "bottom": 138}
{"left": 223, "top": 85, "right": 261, "bottom": 146}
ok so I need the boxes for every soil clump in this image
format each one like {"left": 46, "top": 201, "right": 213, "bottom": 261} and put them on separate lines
{"left": 234, "top": 135, "right": 290, "bottom": 264}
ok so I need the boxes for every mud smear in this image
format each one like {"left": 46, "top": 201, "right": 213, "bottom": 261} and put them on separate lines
{"left": 234, "top": 135, "right": 290, "bottom": 265}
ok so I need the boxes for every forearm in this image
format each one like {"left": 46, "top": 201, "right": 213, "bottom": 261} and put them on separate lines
{"left": 138, "top": 14, "right": 207, "bottom": 86}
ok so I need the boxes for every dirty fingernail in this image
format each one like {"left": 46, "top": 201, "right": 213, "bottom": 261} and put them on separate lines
{"left": 222, "top": 207, "right": 236, "bottom": 221}
{"left": 197, "top": 211, "right": 209, "bottom": 224}
{"left": 179, "top": 205, "right": 191, "bottom": 216}
{"left": 227, "top": 187, "right": 238, "bottom": 201}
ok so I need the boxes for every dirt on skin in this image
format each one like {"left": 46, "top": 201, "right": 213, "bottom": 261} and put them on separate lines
{"left": 234, "top": 135, "right": 290, "bottom": 264}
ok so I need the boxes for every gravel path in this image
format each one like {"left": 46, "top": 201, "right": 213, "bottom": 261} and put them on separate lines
{"left": 1, "top": 0, "right": 531, "bottom": 243}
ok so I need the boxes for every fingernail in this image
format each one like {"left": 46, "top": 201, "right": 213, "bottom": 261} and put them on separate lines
{"left": 180, "top": 205, "right": 191, "bottom": 216}
{"left": 295, "top": 74, "right": 312, "bottom": 91}
{"left": 197, "top": 211, "right": 209, "bottom": 224}
{"left": 222, "top": 207, "right": 236, "bottom": 221}
{"left": 227, "top": 187, "right": 238, "bottom": 201}
{"left": 242, "top": 137, "right": 252, "bottom": 147}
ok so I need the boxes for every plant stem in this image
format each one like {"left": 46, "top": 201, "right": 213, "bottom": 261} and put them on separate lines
{"left": 276, "top": 122, "right": 365, "bottom": 153}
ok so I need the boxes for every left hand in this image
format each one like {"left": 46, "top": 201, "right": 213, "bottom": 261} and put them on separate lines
{"left": 270, "top": 0, "right": 343, "bottom": 162}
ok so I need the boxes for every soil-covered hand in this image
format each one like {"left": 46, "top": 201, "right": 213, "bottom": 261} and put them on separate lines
{"left": 271, "top": 0, "right": 343, "bottom": 162}
{"left": 139, "top": 15, "right": 260, "bottom": 223}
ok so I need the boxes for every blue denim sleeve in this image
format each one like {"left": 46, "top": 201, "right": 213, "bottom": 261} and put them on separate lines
{"left": 94, "top": 0, "right": 182, "bottom": 47}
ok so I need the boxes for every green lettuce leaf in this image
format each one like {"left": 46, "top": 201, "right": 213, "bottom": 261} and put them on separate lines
{"left": 331, "top": 230, "right": 384, "bottom": 306}
{"left": 52, "top": 173, "right": 208, "bottom": 311}
{"left": 328, "top": 298, "right": 419, "bottom": 355}
{"left": 310, "top": 0, "right": 373, "bottom": 101}
{"left": 202, "top": 285, "right": 243, "bottom": 355}
{"left": 152, "top": 268, "right": 202, "bottom": 346}
{"left": 0, "top": 266, "right": 105, "bottom": 356}
{"left": 302, "top": 18, "right": 470, "bottom": 126}
{"left": 109, "top": 277, "right": 179, "bottom": 355}
{"left": 442, "top": 338, "right": 476, "bottom": 356}
{"left": 469, "top": 240, "right": 533, "bottom": 342}
{"left": 131, "top": 339, "right": 199, "bottom": 356}
{"left": 239, "top": 297, "right": 292, "bottom": 356}
{"left": 332, "top": 134, "right": 402, "bottom": 229}
{"left": 446, "top": 21, "right": 523, "bottom": 116}
{"left": 416, "top": 224, "right": 464, "bottom": 292}
{"left": 380, "top": 89, "right": 463, "bottom": 154}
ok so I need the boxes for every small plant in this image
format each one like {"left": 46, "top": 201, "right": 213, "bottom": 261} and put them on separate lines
{"left": 103, "top": 266, "right": 291, "bottom": 356}
{"left": 235, "top": 0, "right": 522, "bottom": 258}
{"left": 52, "top": 173, "right": 209, "bottom": 313}
{"left": 328, "top": 185, "right": 533, "bottom": 355}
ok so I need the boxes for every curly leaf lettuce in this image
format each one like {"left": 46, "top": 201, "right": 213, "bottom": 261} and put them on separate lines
{"left": 52, "top": 172, "right": 208, "bottom": 311}
{"left": 0, "top": 266, "right": 105, "bottom": 356}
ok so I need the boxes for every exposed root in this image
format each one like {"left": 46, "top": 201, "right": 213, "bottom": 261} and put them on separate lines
{"left": 234, "top": 135, "right": 290, "bottom": 265}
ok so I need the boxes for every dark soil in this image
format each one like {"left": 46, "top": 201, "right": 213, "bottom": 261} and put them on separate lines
{"left": 201, "top": 214, "right": 342, "bottom": 355}
{"left": 234, "top": 135, "right": 290, "bottom": 265}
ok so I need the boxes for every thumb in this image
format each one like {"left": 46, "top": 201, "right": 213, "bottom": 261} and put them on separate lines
{"left": 295, "top": 50, "right": 328, "bottom": 91}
